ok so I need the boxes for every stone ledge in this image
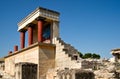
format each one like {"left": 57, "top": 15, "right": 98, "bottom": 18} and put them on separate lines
{"left": 4, "top": 42, "right": 55, "bottom": 58}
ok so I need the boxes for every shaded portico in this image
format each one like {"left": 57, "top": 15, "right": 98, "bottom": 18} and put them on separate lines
{"left": 18, "top": 7, "right": 60, "bottom": 49}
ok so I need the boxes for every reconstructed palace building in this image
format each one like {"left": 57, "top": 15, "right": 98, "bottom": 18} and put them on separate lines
{"left": 4, "top": 7, "right": 83, "bottom": 79}
{"left": 2, "top": 7, "right": 120, "bottom": 79}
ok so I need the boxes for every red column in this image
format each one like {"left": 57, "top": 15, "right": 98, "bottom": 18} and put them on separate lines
{"left": 38, "top": 20, "right": 43, "bottom": 42}
{"left": 28, "top": 26, "right": 33, "bottom": 45}
{"left": 14, "top": 45, "right": 18, "bottom": 52}
{"left": 20, "top": 31, "right": 25, "bottom": 49}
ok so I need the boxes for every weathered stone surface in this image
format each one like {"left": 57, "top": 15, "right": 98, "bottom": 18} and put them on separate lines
{"left": 4, "top": 43, "right": 55, "bottom": 79}
{"left": 53, "top": 37, "right": 82, "bottom": 70}
{"left": 57, "top": 69, "right": 95, "bottom": 79}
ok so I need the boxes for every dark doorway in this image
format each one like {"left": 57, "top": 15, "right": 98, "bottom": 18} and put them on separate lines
{"left": 22, "top": 63, "right": 37, "bottom": 79}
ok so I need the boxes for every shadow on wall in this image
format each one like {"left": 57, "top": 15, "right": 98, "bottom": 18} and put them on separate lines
{"left": 75, "top": 70, "right": 95, "bottom": 79}
{"left": 57, "top": 69, "right": 95, "bottom": 79}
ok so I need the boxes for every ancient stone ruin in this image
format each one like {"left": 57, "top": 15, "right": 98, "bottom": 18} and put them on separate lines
{"left": 0, "top": 7, "right": 120, "bottom": 79}
{"left": 57, "top": 69, "right": 95, "bottom": 79}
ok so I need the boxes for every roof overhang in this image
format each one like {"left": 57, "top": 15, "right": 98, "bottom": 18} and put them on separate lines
{"left": 18, "top": 7, "right": 60, "bottom": 31}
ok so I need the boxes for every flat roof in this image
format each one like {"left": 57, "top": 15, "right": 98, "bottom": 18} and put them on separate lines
{"left": 18, "top": 7, "right": 60, "bottom": 31}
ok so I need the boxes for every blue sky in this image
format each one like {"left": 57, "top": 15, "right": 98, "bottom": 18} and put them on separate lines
{"left": 0, "top": 0, "right": 120, "bottom": 58}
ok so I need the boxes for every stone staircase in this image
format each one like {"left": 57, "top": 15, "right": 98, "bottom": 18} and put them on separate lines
{"left": 57, "top": 38, "right": 79, "bottom": 60}
{"left": 53, "top": 37, "right": 81, "bottom": 70}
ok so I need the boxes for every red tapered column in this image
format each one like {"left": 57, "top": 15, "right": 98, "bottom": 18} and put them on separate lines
{"left": 20, "top": 31, "right": 25, "bottom": 49}
{"left": 36, "top": 17, "right": 45, "bottom": 42}
{"left": 38, "top": 20, "right": 43, "bottom": 42}
{"left": 28, "top": 26, "right": 33, "bottom": 45}
{"left": 14, "top": 45, "right": 18, "bottom": 52}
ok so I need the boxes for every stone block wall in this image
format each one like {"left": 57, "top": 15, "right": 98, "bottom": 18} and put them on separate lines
{"left": 5, "top": 45, "right": 39, "bottom": 76}
{"left": 38, "top": 44, "right": 56, "bottom": 78}
{"left": 4, "top": 43, "right": 56, "bottom": 78}
{"left": 57, "top": 69, "right": 95, "bottom": 79}
{"left": 53, "top": 37, "right": 81, "bottom": 70}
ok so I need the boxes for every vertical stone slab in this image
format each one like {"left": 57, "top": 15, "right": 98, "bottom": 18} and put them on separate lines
{"left": 15, "top": 63, "right": 22, "bottom": 79}
{"left": 38, "top": 44, "right": 56, "bottom": 78}
{"left": 52, "top": 21, "right": 59, "bottom": 38}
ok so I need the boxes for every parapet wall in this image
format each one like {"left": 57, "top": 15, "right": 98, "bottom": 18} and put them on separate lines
{"left": 5, "top": 44, "right": 39, "bottom": 76}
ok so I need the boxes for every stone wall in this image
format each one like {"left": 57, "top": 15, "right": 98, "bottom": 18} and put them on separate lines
{"left": 0, "top": 63, "right": 4, "bottom": 71}
{"left": 57, "top": 69, "right": 95, "bottom": 79}
{"left": 38, "top": 44, "right": 56, "bottom": 78}
{"left": 53, "top": 37, "right": 81, "bottom": 70}
{"left": 52, "top": 21, "right": 59, "bottom": 39}
{"left": 4, "top": 43, "right": 56, "bottom": 78}
{"left": 5, "top": 45, "right": 39, "bottom": 76}
{"left": 81, "top": 60, "right": 100, "bottom": 70}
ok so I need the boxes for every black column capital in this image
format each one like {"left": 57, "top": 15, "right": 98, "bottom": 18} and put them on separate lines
{"left": 19, "top": 29, "right": 27, "bottom": 33}
{"left": 36, "top": 16, "right": 46, "bottom": 21}
{"left": 27, "top": 23, "right": 36, "bottom": 27}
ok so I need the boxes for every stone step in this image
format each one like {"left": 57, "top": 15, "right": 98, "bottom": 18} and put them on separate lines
{"left": 55, "top": 37, "right": 80, "bottom": 60}
{"left": 56, "top": 53, "right": 69, "bottom": 59}
{"left": 56, "top": 45, "right": 64, "bottom": 50}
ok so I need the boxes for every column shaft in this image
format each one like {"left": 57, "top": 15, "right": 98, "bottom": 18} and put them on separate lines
{"left": 14, "top": 45, "right": 18, "bottom": 52}
{"left": 28, "top": 26, "right": 33, "bottom": 45}
{"left": 38, "top": 20, "right": 43, "bottom": 42}
{"left": 20, "top": 31, "right": 25, "bottom": 49}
